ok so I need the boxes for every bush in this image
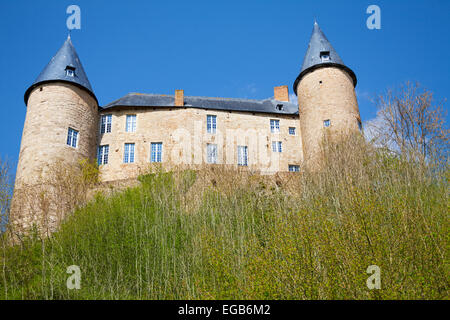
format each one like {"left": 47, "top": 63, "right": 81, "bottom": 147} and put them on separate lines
{"left": 1, "top": 135, "right": 448, "bottom": 299}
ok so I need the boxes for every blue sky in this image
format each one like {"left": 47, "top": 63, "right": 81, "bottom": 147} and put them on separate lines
{"left": 0, "top": 0, "right": 449, "bottom": 176}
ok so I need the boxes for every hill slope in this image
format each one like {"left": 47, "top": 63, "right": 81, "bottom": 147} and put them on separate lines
{"left": 1, "top": 137, "right": 448, "bottom": 299}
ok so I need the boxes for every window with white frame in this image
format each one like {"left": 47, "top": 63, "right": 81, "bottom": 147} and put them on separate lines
{"left": 124, "top": 143, "right": 135, "bottom": 163}
{"left": 272, "top": 141, "right": 282, "bottom": 153}
{"left": 151, "top": 142, "right": 163, "bottom": 163}
{"left": 289, "top": 165, "right": 300, "bottom": 172}
{"left": 207, "top": 115, "right": 217, "bottom": 134}
{"left": 237, "top": 146, "right": 248, "bottom": 166}
{"left": 270, "top": 119, "right": 280, "bottom": 133}
{"left": 206, "top": 143, "right": 218, "bottom": 164}
{"left": 66, "top": 128, "right": 78, "bottom": 148}
{"left": 289, "top": 127, "right": 296, "bottom": 135}
{"left": 98, "top": 145, "right": 109, "bottom": 165}
{"left": 126, "top": 115, "right": 137, "bottom": 133}
{"left": 323, "top": 119, "right": 331, "bottom": 128}
{"left": 100, "top": 114, "right": 112, "bottom": 134}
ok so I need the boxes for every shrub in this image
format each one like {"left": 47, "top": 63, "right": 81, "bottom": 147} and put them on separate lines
{"left": 1, "top": 135, "right": 448, "bottom": 299}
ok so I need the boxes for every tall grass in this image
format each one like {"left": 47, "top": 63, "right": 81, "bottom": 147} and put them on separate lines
{"left": 1, "top": 134, "right": 448, "bottom": 299}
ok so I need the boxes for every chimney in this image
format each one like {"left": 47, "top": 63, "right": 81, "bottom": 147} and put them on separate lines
{"left": 175, "top": 89, "right": 184, "bottom": 106}
{"left": 274, "top": 85, "right": 289, "bottom": 102}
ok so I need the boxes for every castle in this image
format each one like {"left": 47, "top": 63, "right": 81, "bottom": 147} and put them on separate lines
{"left": 11, "top": 22, "right": 361, "bottom": 233}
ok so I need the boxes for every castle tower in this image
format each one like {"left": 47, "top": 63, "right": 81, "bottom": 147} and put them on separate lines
{"left": 10, "top": 36, "right": 98, "bottom": 234}
{"left": 294, "top": 22, "right": 361, "bottom": 164}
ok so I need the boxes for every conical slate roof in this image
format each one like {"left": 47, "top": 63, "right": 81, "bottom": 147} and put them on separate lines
{"left": 24, "top": 36, "right": 97, "bottom": 105}
{"left": 293, "top": 22, "right": 357, "bottom": 94}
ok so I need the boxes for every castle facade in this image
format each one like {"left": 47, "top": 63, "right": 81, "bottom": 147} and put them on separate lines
{"left": 11, "top": 22, "right": 361, "bottom": 233}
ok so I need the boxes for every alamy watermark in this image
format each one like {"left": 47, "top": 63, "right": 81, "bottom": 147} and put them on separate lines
{"left": 66, "top": 5, "right": 81, "bottom": 30}
{"left": 66, "top": 265, "right": 81, "bottom": 290}
{"left": 366, "top": 5, "right": 381, "bottom": 30}
{"left": 366, "top": 265, "right": 381, "bottom": 289}
{"left": 167, "top": 121, "right": 285, "bottom": 171}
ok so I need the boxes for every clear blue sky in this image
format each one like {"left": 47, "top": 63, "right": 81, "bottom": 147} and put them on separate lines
{"left": 0, "top": 0, "right": 449, "bottom": 176}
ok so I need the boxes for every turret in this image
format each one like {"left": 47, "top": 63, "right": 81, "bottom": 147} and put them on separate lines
{"left": 10, "top": 36, "right": 98, "bottom": 235}
{"left": 294, "top": 22, "right": 361, "bottom": 164}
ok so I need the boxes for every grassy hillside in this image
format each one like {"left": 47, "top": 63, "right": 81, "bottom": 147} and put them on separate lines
{"left": 1, "top": 135, "right": 448, "bottom": 299}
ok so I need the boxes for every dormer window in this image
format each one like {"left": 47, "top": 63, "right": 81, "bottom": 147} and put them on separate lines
{"left": 276, "top": 104, "right": 284, "bottom": 111}
{"left": 65, "top": 66, "right": 75, "bottom": 77}
{"left": 320, "top": 51, "right": 330, "bottom": 62}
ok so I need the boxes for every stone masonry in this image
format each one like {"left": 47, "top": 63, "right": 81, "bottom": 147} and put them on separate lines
{"left": 296, "top": 67, "right": 361, "bottom": 163}
{"left": 98, "top": 106, "right": 302, "bottom": 181}
{"left": 10, "top": 22, "right": 362, "bottom": 235}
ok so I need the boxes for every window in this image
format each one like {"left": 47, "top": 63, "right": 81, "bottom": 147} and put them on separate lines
{"left": 100, "top": 114, "right": 112, "bottom": 134}
{"left": 289, "top": 165, "right": 300, "bottom": 172}
{"left": 207, "top": 144, "right": 218, "bottom": 164}
{"left": 276, "top": 104, "right": 284, "bottom": 111}
{"left": 358, "top": 120, "right": 363, "bottom": 131}
{"left": 320, "top": 51, "right": 330, "bottom": 62}
{"left": 98, "top": 145, "right": 109, "bottom": 165}
{"left": 323, "top": 119, "right": 331, "bottom": 128}
{"left": 151, "top": 142, "right": 163, "bottom": 163}
{"left": 207, "top": 115, "right": 217, "bottom": 134}
{"left": 289, "top": 127, "right": 296, "bottom": 135}
{"left": 237, "top": 146, "right": 248, "bottom": 166}
{"left": 66, "top": 69, "right": 74, "bottom": 77}
{"left": 270, "top": 119, "right": 280, "bottom": 133}
{"left": 65, "top": 66, "right": 75, "bottom": 77}
{"left": 126, "top": 115, "right": 137, "bottom": 133}
{"left": 124, "top": 143, "right": 135, "bottom": 163}
{"left": 66, "top": 128, "right": 78, "bottom": 148}
{"left": 272, "top": 141, "right": 282, "bottom": 153}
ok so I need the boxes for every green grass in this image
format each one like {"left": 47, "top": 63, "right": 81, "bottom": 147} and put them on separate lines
{"left": 1, "top": 136, "right": 448, "bottom": 299}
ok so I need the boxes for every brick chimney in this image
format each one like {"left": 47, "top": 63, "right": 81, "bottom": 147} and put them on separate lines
{"left": 175, "top": 89, "right": 184, "bottom": 106}
{"left": 274, "top": 85, "right": 289, "bottom": 102}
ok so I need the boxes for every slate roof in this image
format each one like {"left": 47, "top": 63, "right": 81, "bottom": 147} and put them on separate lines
{"left": 293, "top": 21, "right": 357, "bottom": 93}
{"left": 24, "top": 36, "right": 97, "bottom": 105}
{"left": 102, "top": 93, "right": 299, "bottom": 115}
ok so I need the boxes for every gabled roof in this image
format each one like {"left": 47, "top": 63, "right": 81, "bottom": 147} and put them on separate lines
{"left": 293, "top": 21, "right": 357, "bottom": 94}
{"left": 102, "top": 93, "right": 299, "bottom": 115}
{"left": 24, "top": 36, "right": 97, "bottom": 105}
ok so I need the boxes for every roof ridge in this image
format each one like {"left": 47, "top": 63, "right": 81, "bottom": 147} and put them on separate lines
{"left": 128, "top": 92, "right": 172, "bottom": 97}
{"left": 102, "top": 92, "right": 299, "bottom": 114}
{"left": 186, "top": 95, "right": 265, "bottom": 103}
{"left": 124, "top": 92, "right": 297, "bottom": 104}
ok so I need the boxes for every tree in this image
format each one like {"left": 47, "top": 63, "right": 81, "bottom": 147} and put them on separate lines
{"left": 368, "top": 82, "right": 449, "bottom": 163}
{"left": 0, "top": 157, "right": 13, "bottom": 233}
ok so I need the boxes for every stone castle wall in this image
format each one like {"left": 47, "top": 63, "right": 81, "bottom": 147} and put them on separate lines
{"left": 10, "top": 83, "right": 98, "bottom": 233}
{"left": 10, "top": 65, "right": 362, "bottom": 236}
{"left": 296, "top": 67, "right": 361, "bottom": 163}
{"left": 14, "top": 83, "right": 99, "bottom": 186}
{"left": 98, "top": 107, "right": 303, "bottom": 181}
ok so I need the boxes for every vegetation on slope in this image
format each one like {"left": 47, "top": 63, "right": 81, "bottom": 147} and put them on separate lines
{"left": 1, "top": 134, "right": 448, "bottom": 299}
